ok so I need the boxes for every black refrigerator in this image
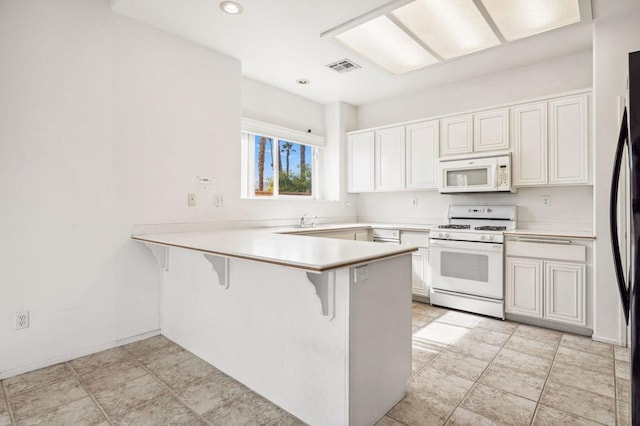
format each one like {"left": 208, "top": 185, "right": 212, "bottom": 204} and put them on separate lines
{"left": 611, "top": 49, "right": 640, "bottom": 424}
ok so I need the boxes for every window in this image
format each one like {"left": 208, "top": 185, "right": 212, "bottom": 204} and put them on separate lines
{"left": 253, "top": 136, "right": 313, "bottom": 197}
{"left": 241, "top": 118, "right": 324, "bottom": 200}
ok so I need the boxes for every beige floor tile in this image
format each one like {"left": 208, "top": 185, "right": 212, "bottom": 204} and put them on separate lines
{"left": 429, "top": 350, "right": 490, "bottom": 381}
{"left": 91, "top": 374, "right": 166, "bottom": 418}
{"left": 69, "top": 347, "right": 132, "bottom": 375}
{"left": 4, "top": 364, "right": 74, "bottom": 398}
{"left": 460, "top": 384, "right": 536, "bottom": 426}
{"left": 202, "top": 391, "right": 285, "bottom": 425}
{"left": 14, "top": 396, "right": 106, "bottom": 426}
{"left": 503, "top": 335, "right": 558, "bottom": 360}
{"left": 412, "top": 313, "right": 434, "bottom": 328}
{"left": 374, "top": 415, "right": 406, "bottom": 426}
{"left": 411, "top": 342, "right": 440, "bottom": 375}
{"left": 532, "top": 404, "right": 602, "bottom": 425}
{"left": 555, "top": 346, "right": 614, "bottom": 376}
{"left": 9, "top": 376, "right": 88, "bottom": 421}
{"left": 141, "top": 345, "right": 197, "bottom": 375}
{"left": 513, "top": 324, "right": 563, "bottom": 344}
{"left": 411, "top": 324, "right": 422, "bottom": 334}
{"left": 616, "top": 377, "right": 630, "bottom": 403}
{"left": 435, "top": 311, "right": 482, "bottom": 328}
{"left": 615, "top": 360, "right": 630, "bottom": 379}
{"left": 122, "top": 335, "right": 176, "bottom": 360}
{"left": 473, "top": 318, "right": 519, "bottom": 334}
{"left": 153, "top": 355, "right": 218, "bottom": 393}
{"left": 617, "top": 400, "right": 630, "bottom": 426}
{"left": 445, "top": 407, "right": 498, "bottom": 425}
{"left": 478, "top": 364, "right": 545, "bottom": 401}
{"left": 0, "top": 392, "right": 10, "bottom": 426}
{"left": 387, "top": 393, "right": 458, "bottom": 425}
{"left": 548, "top": 361, "right": 615, "bottom": 398}
{"left": 462, "top": 328, "right": 511, "bottom": 346}
{"left": 540, "top": 382, "right": 615, "bottom": 425}
{"left": 491, "top": 348, "right": 553, "bottom": 379}
{"left": 412, "top": 303, "right": 446, "bottom": 318}
{"left": 559, "top": 334, "right": 613, "bottom": 358}
{"left": 614, "top": 345, "right": 630, "bottom": 362}
{"left": 412, "top": 321, "right": 469, "bottom": 347}
{"left": 447, "top": 336, "right": 502, "bottom": 362}
{"left": 175, "top": 370, "right": 249, "bottom": 415}
{"left": 271, "top": 413, "right": 308, "bottom": 426}
{"left": 79, "top": 357, "right": 147, "bottom": 394}
{"left": 411, "top": 368, "right": 474, "bottom": 406}
{"left": 111, "top": 392, "right": 199, "bottom": 426}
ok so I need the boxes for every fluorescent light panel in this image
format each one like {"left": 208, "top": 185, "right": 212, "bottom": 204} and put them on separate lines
{"left": 392, "top": 0, "right": 500, "bottom": 59}
{"left": 335, "top": 15, "right": 438, "bottom": 75}
{"left": 481, "top": 0, "right": 581, "bottom": 41}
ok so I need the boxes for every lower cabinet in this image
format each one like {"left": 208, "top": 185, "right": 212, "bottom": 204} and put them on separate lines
{"left": 505, "top": 241, "right": 587, "bottom": 327}
{"left": 411, "top": 249, "right": 430, "bottom": 298}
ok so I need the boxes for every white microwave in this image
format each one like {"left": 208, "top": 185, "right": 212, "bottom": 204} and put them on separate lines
{"left": 438, "top": 154, "right": 512, "bottom": 193}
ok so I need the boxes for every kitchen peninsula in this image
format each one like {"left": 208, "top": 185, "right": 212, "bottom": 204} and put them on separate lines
{"left": 132, "top": 228, "right": 417, "bottom": 426}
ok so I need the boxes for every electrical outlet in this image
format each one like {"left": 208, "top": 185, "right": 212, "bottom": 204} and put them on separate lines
{"left": 354, "top": 265, "right": 369, "bottom": 283}
{"left": 214, "top": 194, "right": 223, "bottom": 207}
{"left": 542, "top": 195, "right": 550, "bottom": 206}
{"left": 188, "top": 193, "right": 196, "bottom": 207}
{"left": 411, "top": 198, "right": 418, "bottom": 207}
{"left": 15, "top": 311, "right": 29, "bottom": 330}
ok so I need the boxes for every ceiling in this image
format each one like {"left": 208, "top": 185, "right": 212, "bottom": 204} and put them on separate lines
{"left": 111, "top": 0, "right": 640, "bottom": 106}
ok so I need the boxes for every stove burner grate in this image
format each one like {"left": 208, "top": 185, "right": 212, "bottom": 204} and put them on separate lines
{"left": 438, "top": 224, "right": 471, "bottom": 229}
{"left": 474, "top": 226, "right": 507, "bottom": 231}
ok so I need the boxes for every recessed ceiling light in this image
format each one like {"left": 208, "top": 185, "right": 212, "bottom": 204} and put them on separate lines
{"left": 219, "top": 1, "right": 243, "bottom": 15}
{"left": 296, "top": 79, "right": 311, "bottom": 85}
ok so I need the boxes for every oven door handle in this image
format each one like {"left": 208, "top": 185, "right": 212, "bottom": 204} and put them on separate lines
{"left": 429, "top": 238, "right": 503, "bottom": 252}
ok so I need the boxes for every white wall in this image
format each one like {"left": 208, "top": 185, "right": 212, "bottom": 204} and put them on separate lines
{"left": 592, "top": 10, "right": 640, "bottom": 344}
{"left": 356, "top": 50, "right": 593, "bottom": 130}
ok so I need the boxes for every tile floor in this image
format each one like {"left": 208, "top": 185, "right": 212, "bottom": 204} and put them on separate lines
{"left": 0, "top": 302, "right": 631, "bottom": 425}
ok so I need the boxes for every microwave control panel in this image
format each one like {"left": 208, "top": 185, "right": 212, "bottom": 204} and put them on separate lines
{"left": 496, "top": 157, "right": 510, "bottom": 190}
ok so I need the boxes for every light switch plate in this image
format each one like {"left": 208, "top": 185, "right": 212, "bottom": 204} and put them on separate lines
{"left": 354, "top": 265, "right": 369, "bottom": 283}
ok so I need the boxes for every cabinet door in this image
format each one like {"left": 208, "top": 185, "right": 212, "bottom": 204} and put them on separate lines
{"left": 544, "top": 261, "right": 586, "bottom": 326}
{"left": 347, "top": 131, "right": 375, "bottom": 192}
{"left": 474, "top": 108, "right": 509, "bottom": 152}
{"left": 548, "top": 94, "right": 588, "bottom": 185}
{"left": 355, "top": 230, "right": 371, "bottom": 241}
{"left": 411, "top": 249, "right": 429, "bottom": 297}
{"left": 505, "top": 257, "right": 543, "bottom": 318}
{"left": 512, "top": 102, "right": 548, "bottom": 186}
{"left": 375, "top": 126, "right": 406, "bottom": 191}
{"left": 440, "top": 114, "right": 473, "bottom": 157}
{"left": 406, "top": 120, "right": 439, "bottom": 190}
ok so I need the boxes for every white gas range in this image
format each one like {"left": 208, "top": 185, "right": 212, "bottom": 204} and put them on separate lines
{"left": 428, "top": 205, "right": 517, "bottom": 319}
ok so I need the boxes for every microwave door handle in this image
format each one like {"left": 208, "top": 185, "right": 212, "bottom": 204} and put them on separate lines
{"left": 609, "top": 106, "right": 630, "bottom": 325}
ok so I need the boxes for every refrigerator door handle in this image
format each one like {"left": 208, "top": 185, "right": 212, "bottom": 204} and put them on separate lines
{"left": 610, "top": 107, "right": 630, "bottom": 324}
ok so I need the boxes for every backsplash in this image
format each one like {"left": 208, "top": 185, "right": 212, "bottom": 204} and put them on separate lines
{"left": 357, "top": 186, "right": 593, "bottom": 233}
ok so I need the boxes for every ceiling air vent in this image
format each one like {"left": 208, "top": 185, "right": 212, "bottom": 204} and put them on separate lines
{"left": 326, "top": 59, "right": 361, "bottom": 73}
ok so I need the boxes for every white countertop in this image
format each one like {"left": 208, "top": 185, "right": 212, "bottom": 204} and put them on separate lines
{"left": 132, "top": 229, "right": 417, "bottom": 273}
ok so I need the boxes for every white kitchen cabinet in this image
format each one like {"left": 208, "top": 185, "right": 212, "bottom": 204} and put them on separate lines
{"left": 474, "top": 108, "right": 509, "bottom": 152}
{"left": 512, "top": 93, "right": 589, "bottom": 187}
{"left": 505, "top": 257, "right": 543, "bottom": 317}
{"left": 375, "top": 126, "right": 406, "bottom": 191}
{"left": 355, "top": 229, "right": 372, "bottom": 241}
{"left": 548, "top": 94, "right": 589, "bottom": 185}
{"left": 440, "top": 114, "right": 473, "bottom": 157}
{"left": 512, "top": 102, "right": 548, "bottom": 186}
{"left": 544, "top": 262, "right": 586, "bottom": 326}
{"left": 400, "top": 231, "right": 430, "bottom": 298}
{"left": 406, "top": 120, "right": 439, "bottom": 190}
{"left": 347, "top": 131, "right": 375, "bottom": 193}
{"left": 505, "top": 236, "right": 589, "bottom": 328}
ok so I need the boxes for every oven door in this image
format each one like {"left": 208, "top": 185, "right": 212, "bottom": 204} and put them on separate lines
{"left": 439, "top": 158, "right": 497, "bottom": 193}
{"left": 429, "top": 239, "right": 503, "bottom": 299}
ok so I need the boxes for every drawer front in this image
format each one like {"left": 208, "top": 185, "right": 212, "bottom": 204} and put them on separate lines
{"left": 372, "top": 228, "right": 400, "bottom": 239}
{"left": 506, "top": 240, "right": 585, "bottom": 262}
{"left": 400, "top": 231, "right": 430, "bottom": 248}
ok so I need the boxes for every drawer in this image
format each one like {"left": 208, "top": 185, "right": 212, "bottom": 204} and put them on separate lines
{"left": 400, "top": 231, "right": 430, "bottom": 248}
{"left": 372, "top": 228, "right": 400, "bottom": 239}
{"left": 506, "top": 240, "right": 586, "bottom": 262}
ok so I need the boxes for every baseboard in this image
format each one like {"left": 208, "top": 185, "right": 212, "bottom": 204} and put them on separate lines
{"left": 0, "top": 329, "right": 160, "bottom": 380}
{"left": 592, "top": 334, "right": 624, "bottom": 346}
{"left": 505, "top": 314, "right": 592, "bottom": 336}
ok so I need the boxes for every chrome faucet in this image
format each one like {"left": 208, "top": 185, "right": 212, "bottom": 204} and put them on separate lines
{"left": 299, "top": 213, "right": 317, "bottom": 228}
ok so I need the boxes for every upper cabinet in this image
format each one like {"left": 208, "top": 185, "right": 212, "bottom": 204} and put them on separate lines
{"left": 406, "top": 120, "right": 439, "bottom": 190}
{"left": 440, "top": 108, "right": 509, "bottom": 157}
{"left": 440, "top": 115, "right": 473, "bottom": 156}
{"left": 513, "top": 93, "right": 589, "bottom": 186}
{"left": 375, "top": 126, "right": 406, "bottom": 191}
{"left": 347, "top": 131, "right": 375, "bottom": 193}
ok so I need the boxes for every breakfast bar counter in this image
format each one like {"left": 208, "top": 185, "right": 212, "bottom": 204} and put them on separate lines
{"left": 133, "top": 227, "right": 415, "bottom": 426}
